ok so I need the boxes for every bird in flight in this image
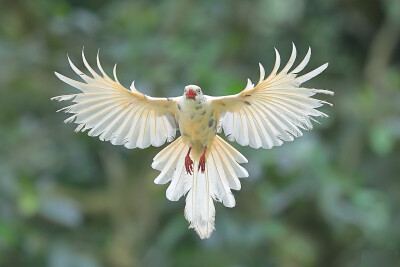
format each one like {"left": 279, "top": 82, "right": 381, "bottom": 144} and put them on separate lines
{"left": 52, "top": 44, "right": 333, "bottom": 239}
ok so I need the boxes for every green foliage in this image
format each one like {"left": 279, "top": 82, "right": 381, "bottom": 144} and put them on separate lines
{"left": 1, "top": 0, "right": 399, "bottom": 266}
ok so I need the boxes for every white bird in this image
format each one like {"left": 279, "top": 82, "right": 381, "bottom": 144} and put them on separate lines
{"left": 52, "top": 44, "right": 333, "bottom": 239}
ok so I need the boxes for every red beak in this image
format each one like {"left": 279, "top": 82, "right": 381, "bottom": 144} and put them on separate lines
{"left": 186, "top": 89, "right": 196, "bottom": 99}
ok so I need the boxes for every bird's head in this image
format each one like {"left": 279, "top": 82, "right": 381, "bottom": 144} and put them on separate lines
{"left": 184, "top": 85, "right": 202, "bottom": 100}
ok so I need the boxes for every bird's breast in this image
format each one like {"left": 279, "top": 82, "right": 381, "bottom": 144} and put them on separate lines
{"left": 177, "top": 99, "right": 217, "bottom": 151}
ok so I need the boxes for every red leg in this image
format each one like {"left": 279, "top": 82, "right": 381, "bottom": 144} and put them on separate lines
{"left": 185, "top": 147, "right": 193, "bottom": 175}
{"left": 198, "top": 146, "right": 207, "bottom": 173}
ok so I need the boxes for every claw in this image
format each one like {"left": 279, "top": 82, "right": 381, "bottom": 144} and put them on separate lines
{"left": 198, "top": 155, "right": 206, "bottom": 173}
{"left": 185, "top": 155, "right": 193, "bottom": 175}
{"left": 198, "top": 146, "right": 207, "bottom": 173}
{"left": 185, "top": 147, "right": 193, "bottom": 175}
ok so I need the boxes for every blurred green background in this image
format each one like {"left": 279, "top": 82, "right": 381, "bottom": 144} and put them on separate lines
{"left": 1, "top": 0, "right": 400, "bottom": 266}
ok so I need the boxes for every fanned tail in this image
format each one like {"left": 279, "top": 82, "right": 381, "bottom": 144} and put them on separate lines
{"left": 152, "top": 136, "right": 248, "bottom": 239}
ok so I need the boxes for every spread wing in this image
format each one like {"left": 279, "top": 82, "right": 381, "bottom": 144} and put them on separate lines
{"left": 52, "top": 51, "right": 178, "bottom": 149}
{"left": 211, "top": 44, "right": 333, "bottom": 149}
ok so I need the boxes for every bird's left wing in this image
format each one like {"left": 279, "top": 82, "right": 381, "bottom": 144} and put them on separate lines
{"left": 211, "top": 44, "right": 333, "bottom": 149}
{"left": 52, "top": 51, "right": 178, "bottom": 149}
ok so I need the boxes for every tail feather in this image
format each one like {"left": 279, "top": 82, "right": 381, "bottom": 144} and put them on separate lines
{"left": 166, "top": 157, "right": 191, "bottom": 201}
{"left": 185, "top": 162, "right": 215, "bottom": 239}
{"left": 153, "top": 138, "right": 186, "bottom": 185}
{"left": 152, "top": 136, "right": 248, "bottom": 239}
{"left": 207, "top": 151, "right": 236, "bottom": 207}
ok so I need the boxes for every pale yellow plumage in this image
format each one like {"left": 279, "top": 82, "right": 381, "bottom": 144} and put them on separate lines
{"left": 52, "top": 50, "right": 177, "bottom": 149}
{"left": 53, "top": 44, "right": 332, "bottom": 239}
{"left": 211, "top": 44, "right": 333, "bottom": 149}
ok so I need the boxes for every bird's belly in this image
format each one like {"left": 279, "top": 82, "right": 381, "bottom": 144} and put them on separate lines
{"left": 177, "top": 108, "right": 217, "bottom": 157}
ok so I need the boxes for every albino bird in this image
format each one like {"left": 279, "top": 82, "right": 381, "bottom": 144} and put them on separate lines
{"left": 52, "top": 44, "right": 333, "bottom": 239}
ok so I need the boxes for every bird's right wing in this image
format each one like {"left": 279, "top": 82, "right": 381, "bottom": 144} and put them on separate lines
{"left": 52, "top": 51, "right": 178, "bottom": 149}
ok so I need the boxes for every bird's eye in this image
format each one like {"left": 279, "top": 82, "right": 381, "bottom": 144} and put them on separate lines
{"left": 197, "top": 89, "right": 200, "bottom": 93}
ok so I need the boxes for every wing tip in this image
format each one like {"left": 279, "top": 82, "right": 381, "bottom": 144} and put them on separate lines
{"left": 54, "top": 71, "right": 63, "bottom": 79}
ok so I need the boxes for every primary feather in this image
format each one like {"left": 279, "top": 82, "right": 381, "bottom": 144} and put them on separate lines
{"left": 211, "top": 43, "right": 333, "bottom": 149}
{"left": 52, "top": 50, "right": 177, "bottom": 149}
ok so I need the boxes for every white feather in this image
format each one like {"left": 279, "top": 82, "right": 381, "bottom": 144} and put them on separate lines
{"left": 152, "top": 136, "right": 248, "bottom": 239}
{"left": 212, "top": 45, "right": 332, "bottom": 149}
{"left": 53, "top": 51, "right": 178, "bottom": 149}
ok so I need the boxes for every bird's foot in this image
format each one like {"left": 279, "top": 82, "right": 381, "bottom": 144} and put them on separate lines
{"left": 198, "top": 146, "right": 207, "bottom": 173}
{"left": 185, "top": 147, "right": 193, "bottom": 175}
